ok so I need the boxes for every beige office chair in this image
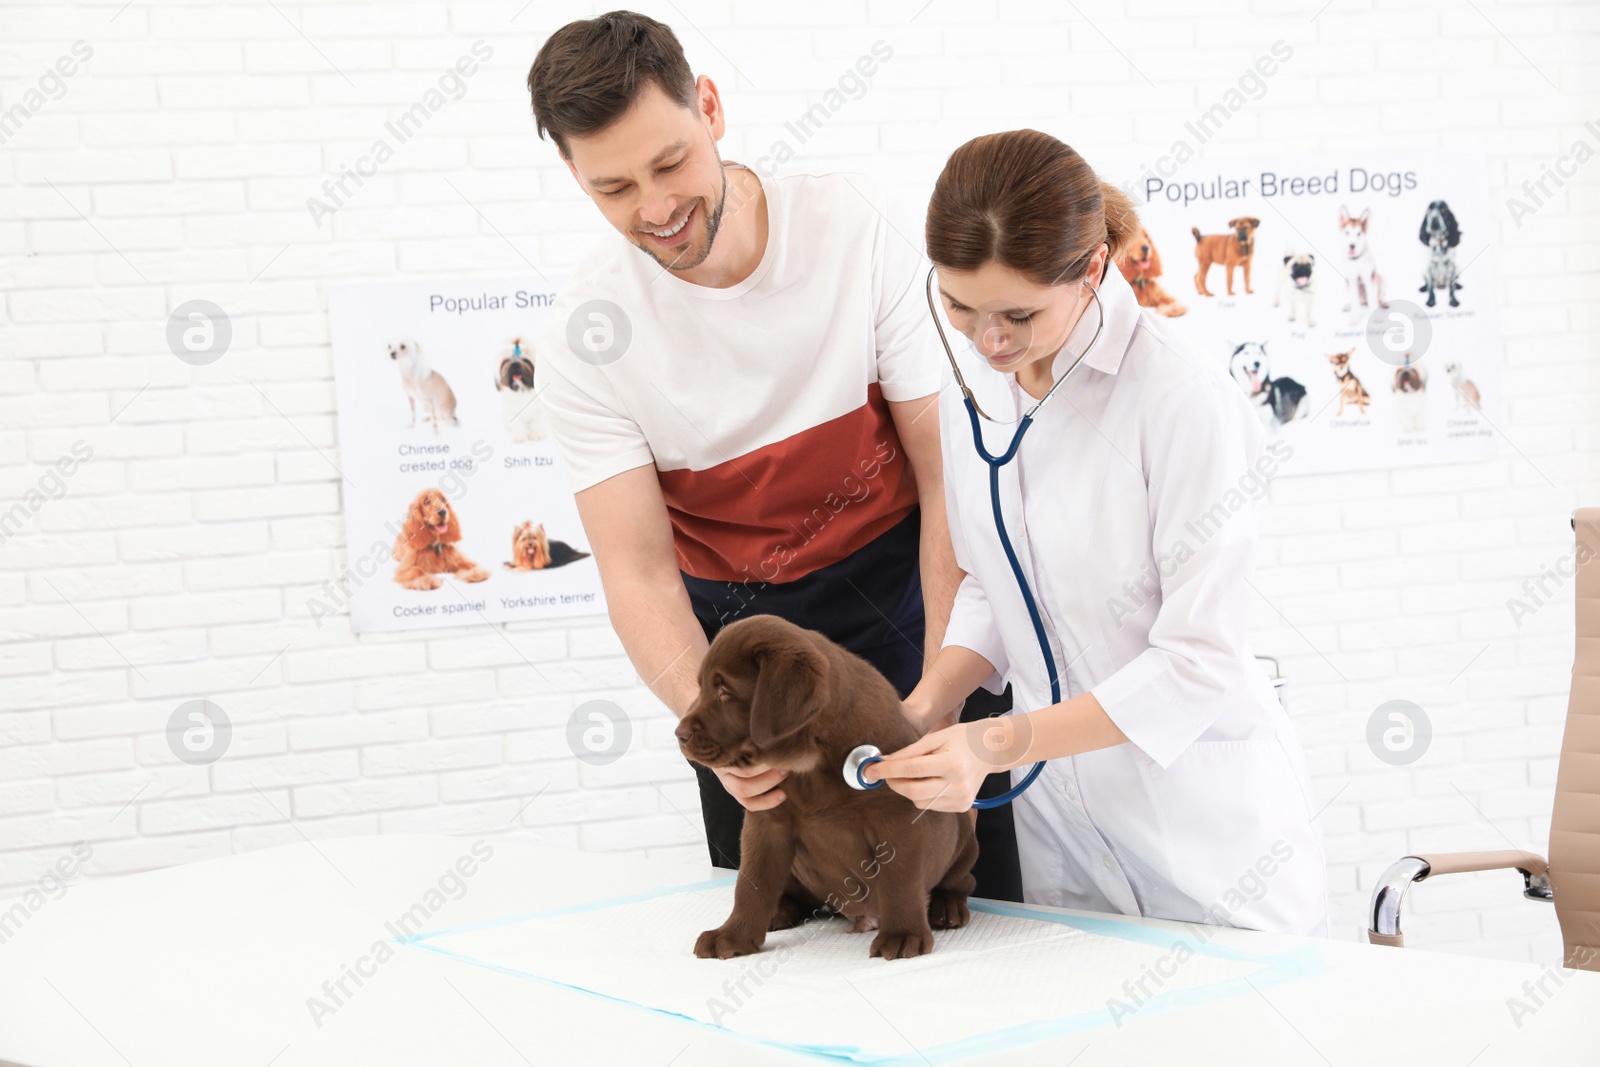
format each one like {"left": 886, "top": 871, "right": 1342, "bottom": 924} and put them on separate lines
{"left": 1367, "top": 508, "right": 1600, "bottom": 972}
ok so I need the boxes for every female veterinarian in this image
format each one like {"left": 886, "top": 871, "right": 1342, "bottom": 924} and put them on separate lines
{"left": 866, "top": 130, "right": 1331, "bottom": 938}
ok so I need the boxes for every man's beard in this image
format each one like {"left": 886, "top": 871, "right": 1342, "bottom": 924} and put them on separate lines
{"left": 633, "top": 163, "right": 727, "bottom": 273}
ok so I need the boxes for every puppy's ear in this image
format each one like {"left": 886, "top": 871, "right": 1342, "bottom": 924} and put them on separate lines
{"left": 747, "top": 638, "right": 829, "bottom": 748}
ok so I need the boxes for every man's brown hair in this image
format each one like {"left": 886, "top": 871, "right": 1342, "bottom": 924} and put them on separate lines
{"left": 528, "top": 10, "right": 697, "bottom": 159}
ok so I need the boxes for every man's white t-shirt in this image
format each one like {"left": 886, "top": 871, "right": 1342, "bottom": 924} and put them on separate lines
{"left": 533, "top": 163, "right": 943, "bottom": 590}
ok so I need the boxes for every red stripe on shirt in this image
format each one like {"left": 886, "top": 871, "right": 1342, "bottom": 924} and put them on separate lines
{"left": 657, "top": 382, "right": 920, "bottom": 584}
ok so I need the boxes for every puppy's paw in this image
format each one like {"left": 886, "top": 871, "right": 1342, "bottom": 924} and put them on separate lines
{"left": 695, "top": 925, "right": 763, "bottom": 959}
{"left": 928, "top": 889, "right": 970, "bottom": 930}
{"left": 870, "top": 926, "right": 934, "bottom": 960}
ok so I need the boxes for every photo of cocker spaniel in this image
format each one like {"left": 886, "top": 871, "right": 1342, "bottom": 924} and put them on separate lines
{"left": 392, "top": 489, "right": 489, "bottom": 590}
{"left": 504, "top": 521, "right": 592, "bottom": 571}
{"left": 1116, "top": 226, "right": 1186, "bottom": 316}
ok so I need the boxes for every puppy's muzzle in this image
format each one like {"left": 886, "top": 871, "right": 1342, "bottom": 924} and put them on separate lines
{"left": 674, "top": 719, "right": 721, "bottom": 764}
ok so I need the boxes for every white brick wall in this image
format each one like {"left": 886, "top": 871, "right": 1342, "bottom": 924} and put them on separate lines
{"left": 2, "top": 0, "right": 1597, "bottom": 966}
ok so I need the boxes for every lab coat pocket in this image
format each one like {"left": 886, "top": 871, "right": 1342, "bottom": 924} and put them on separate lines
{"left": 1139, "top": 738, "right": 1325, "bottom": 936}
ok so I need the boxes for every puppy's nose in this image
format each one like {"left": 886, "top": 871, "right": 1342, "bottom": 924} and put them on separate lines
{"left": 674, "top": 719, "right": 695, "bottom": 745}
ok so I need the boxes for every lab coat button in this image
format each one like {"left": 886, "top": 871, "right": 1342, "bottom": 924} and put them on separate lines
{"left": 1063, "top": 781, "right": 1077, "bottom": 800}
{"left": 1102, "top": 854, "right": 1115, "bottom": 871}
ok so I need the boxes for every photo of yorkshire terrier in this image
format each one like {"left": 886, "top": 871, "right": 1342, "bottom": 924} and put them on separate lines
{"left": 504, "top": 521, "right": 592, "bottom": 572}
{"left": 392, "top": 489, "right": 489, "bottom": 590}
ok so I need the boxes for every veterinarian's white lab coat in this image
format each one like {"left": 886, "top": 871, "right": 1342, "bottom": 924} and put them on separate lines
{"left": 938, "top": 264, "right": 1331, "bottom": 937}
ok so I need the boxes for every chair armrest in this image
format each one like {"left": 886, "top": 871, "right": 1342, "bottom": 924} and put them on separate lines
{"left": 1414, "top": 849, "right": 1549, "bottom": 882}
{"left": 1367, "top": 850, "right": 1552, "bottom": 949}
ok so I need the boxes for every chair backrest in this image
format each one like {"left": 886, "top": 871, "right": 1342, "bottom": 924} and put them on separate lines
{"left": 1552, "top": 508, "right": 1600, "bottom": 971}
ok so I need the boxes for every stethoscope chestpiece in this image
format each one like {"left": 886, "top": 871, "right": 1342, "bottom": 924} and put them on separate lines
{"left": 843, "top": 744, "right": 885, "bottom": 791}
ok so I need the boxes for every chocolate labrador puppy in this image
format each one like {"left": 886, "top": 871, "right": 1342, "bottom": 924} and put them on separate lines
{"left": 675, "top": 614, "right": 979, "bottom": 960}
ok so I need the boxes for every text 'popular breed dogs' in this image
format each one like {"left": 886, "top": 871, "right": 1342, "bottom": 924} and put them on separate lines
{"left": 675, "top": 615, "right": 978, "bottom": 961}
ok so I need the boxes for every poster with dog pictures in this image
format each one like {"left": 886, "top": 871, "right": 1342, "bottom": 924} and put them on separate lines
{"left": 327, "top": 274, "right": 605, "bottom": 634}
{"left": 1111, "top": 150, "right": 1495, "bottom": 476}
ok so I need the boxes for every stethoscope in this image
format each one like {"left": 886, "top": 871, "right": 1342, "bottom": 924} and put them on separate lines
{"left": 844, "top": 264, "right": 1108, "bottom": 809}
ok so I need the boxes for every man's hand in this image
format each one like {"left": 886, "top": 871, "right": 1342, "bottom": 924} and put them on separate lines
{"left": 899, "top": 692, "right": 956, "bottom": 736}
{"left": 713, "top": 762, "right": 790, "bottom": 811}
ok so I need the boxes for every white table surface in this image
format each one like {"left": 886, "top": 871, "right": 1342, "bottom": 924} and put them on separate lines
{"left": 0, "top": 833, "right": 1592, "bottom": 1066}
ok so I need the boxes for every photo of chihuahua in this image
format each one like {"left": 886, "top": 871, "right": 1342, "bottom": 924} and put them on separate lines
{"left": 1273, "top": 248, "right": 1316, "bottom": 327}
{"left": 504, "top": 521, "right": 591, "bottom": 571}
{"left": 1392, "top": 359, "right": 1428, "bottom": 434}
{"left": 497, "top": 338, "right": 545, "bottom": 443}
{"left": 392, "top": 489, "right": 489, "bottom": 590}
{"left": 675, "top": 615, "right": 978, "bottom": 961}
{"left": 388, "top": 339, "right": 459, "bottom": 434}
{"left": 1192, "top": 217, "right": 1261, "bottom": 297}
{"left": 1338, "top": 206, "right": 1387, "bottom": 318}
{"left": 1328, "top": 350, "right": 1372, "bottom": 416}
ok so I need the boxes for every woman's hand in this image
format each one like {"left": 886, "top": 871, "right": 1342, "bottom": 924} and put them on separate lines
{"left": 863, "top": 720, "right": 1009, "bottom": 813}
{"left": 714, "top": 763, "right": 789, "bottom": 811}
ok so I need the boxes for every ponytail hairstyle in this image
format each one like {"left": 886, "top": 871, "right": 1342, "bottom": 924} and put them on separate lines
{"left": 925, "top": 129, "right": 1140, "bottom": 289}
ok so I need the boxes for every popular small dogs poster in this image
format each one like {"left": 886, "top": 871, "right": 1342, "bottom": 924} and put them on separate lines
{"left": 1118, "top": 150, "right": 1495, "bottom": 476}
{"left": 329, "top": 274, "right": 604, "bottom": 634}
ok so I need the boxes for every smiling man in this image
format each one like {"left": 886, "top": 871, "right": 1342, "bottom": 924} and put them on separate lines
{"left": 527, "top": 10, "right": 1021, "bottom": 900}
